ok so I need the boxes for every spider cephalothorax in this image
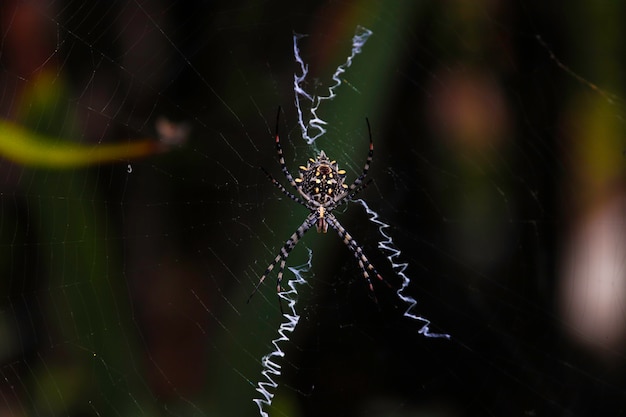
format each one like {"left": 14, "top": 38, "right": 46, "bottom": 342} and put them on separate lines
{"left": 247, "top": 108, "right": 384, "bottom": 308}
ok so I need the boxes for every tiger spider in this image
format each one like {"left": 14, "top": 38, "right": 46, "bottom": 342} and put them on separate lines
{"left": 247, "top": 108, "right": 385, "bottom": 307}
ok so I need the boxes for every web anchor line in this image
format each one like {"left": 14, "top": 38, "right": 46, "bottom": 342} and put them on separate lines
{"left": 293, "top": 25, "right": 373, "bottom": 145}
{"left": 252, "top": 250, "right": 312, "bottom": 417}
{"left": 355, "top": 199, "right": 451, "bottom": 339}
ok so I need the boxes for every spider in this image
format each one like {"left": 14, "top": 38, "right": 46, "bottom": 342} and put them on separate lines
{"left": 247, "top": 108, "right": 385, "bottom": 307}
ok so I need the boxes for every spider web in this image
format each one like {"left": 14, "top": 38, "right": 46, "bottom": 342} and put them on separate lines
{"left": 252, "top": 28, "right": 449, "bottom": 416}
{"left": 1, "top": 1, "right": 625, "bottom": 417}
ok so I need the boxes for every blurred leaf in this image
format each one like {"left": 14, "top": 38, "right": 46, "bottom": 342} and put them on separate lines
{"left": 0, "top": 119, "right": 164, "bottom": 167}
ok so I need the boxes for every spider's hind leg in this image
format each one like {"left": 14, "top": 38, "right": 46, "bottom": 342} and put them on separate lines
{"left": 247, "top": 252, "right": 283, "bottom": 304}
{"left": 325, "top": 213, "right": 389, "bottom": 303}
{"left": 247, "top": 214, "right": 315, "bottom": 309}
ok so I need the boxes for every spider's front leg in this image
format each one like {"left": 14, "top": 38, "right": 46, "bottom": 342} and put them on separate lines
{"left": 333, "top": 119, "right": 375, "bottom": 203}
{"left": 272, "top": 107, "right": 312, "bottom": 204}
{"left": 247, "top": 213, "right": 316, "bottom": 305}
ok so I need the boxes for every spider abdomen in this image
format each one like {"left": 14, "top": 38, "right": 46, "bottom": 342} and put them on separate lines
{"left": 296, "top": 150, "right": 347, "bottom": 204}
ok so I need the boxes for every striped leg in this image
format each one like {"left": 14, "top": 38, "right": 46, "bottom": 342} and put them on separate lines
{"left": 261, "top": 166, "right": 307, "bottom": 207}
{"left": 335, "top": 178, "right": 373, "bottom": 207}
{"left": 247, "top": 213, "right": 316, "bottom": 304}
{"left": 325, "top": 213, "right": 385, "bottom": 302}
{"left": 335, "top": 119, "right": 373, "bottom": 201}
{"left": 273, "top": 107, "right": 311, "bottom": 204}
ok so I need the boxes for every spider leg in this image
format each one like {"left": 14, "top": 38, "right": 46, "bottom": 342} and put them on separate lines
{"left": 261, "top": 166, "right": 307, "bottom": 207}
{"left": 335, "top": 178, "right": 373, "bottom": 207}
{"left": 325, "top": 213, "right": 387, "bottom": 302}
{"left": 272, "top": 107, "right": 312, "bottom": 204}
{"left": 335, "top": 118, "right": 374, "bottom": 201}
{"left": 247, "top": 213, "right": 316, "bottom": 305}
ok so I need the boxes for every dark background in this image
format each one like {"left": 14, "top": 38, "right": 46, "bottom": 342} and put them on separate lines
{"left": 0, "top": 1, "right": 624, "bottom": 416}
